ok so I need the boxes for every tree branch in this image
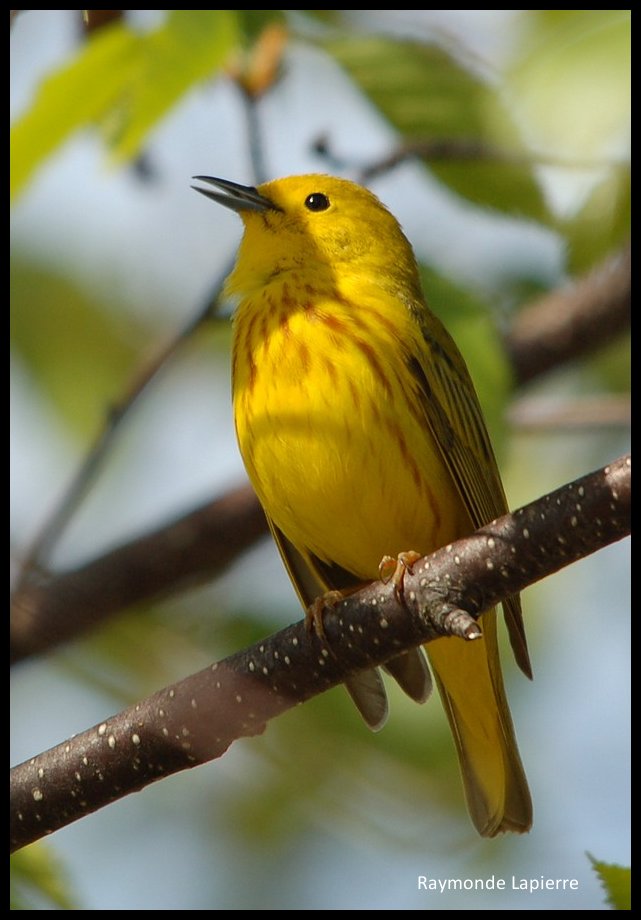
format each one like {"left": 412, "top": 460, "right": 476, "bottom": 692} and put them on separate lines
{"left": 10, "top": 454, "right": 630, "bottom": 853}
{"left": 508, "top": 393, "right": 631, "bottom": 432}
{"left": 10, "top": 484, "right": 267, "bottom": 664}
{"left": 506, "top": 243, "right": 630, "bottom": 386}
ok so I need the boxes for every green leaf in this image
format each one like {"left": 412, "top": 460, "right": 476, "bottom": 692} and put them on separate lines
{"left": 561, "top": 166, "right": 631, "bottom": 275}
{"left": 587, "top": 334, "right": 631, "bottom": 396}
{"left": 327, "top": 36, "right": 549, "bottom": 222}
{"left": 506, "top": 11, "right": 630, "bottom": 270}
{"left": 109, "top": 10, "right": 239, "bottom": 161}
{"left": 11, "top": 11, "right": 239, "bottom": 197}
{"left": 588, "top": 854, "right": 631, "bottom": 910}
{"left": 11, "top": 845, "right": 79, "bottom": 910}
{"left": 10, "top": 259, "right": 142, "bottom": 437}
{"left": 508, "top": 11, "right": 630, "bottom": 164}
{"left": 11, "top": 23, "right": 140, "bottom": 197}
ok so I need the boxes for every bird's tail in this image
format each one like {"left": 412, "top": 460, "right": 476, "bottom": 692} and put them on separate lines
{"left": 426, "top": 607, "right": 532, "bottom": 836}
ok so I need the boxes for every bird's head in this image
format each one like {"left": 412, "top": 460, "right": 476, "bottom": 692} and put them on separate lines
{"left": 193, "top": 174, "right": 423, "bottom": 301}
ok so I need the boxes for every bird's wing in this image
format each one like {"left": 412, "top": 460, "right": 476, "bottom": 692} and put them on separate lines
{"left": 408, "top": 314, "right": 532, "bottom": 679}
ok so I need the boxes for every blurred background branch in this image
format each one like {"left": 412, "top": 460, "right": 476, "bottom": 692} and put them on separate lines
{"left": 11, "top": 483, "right": 266, "bottom": 664}
{"left": 506, "top": 243, "right": 630, "bottom": 386}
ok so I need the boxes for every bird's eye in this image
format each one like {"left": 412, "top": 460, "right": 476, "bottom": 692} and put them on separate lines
{"left": 304, "top": 192, "right": 330, "bottom": 212}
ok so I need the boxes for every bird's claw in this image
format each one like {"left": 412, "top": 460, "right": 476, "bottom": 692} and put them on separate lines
{"left": 306, "top": 589, "right": 344, "bottom": 640}
{"left": 379, "top": 550, "right": 422, "bottom": 604}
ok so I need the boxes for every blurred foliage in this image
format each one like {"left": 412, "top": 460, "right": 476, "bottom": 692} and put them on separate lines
{"left": 588, "top": 854, "right": 631, "bottom": 911}
{"left": 10, "top": 10, "right": 239, "bottom": 195}
{"left": 506, "top": 10, "right": 630, "bottom": 271}
{"left": 508, "top": 11, "right": 630, "bottom": 163}
{"left": 10, "top": 9, "right": 629, "bottom": 910}
{"left": 237, "top": 9, "right": 286, "bottom": 42}
{"left": 10, "top": 259, "right": 144, "bottom": 437}
{"left": 587, "top": 334, "right": 631, "bottom": 396}
{"left": 226, "top": 694, "right": 469, "bottom": 850}
{"left": 560, "top": 166, "right": 631, "bottom": 274}
{"left": 328, "top": 35, "right": 551, "bottom": 223}
{"left": 10, "top": 845, "right": 79, "bottom": 910}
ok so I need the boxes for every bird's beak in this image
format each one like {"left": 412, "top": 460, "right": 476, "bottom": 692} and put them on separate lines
{"left": 191, "top": 176, "right": 280, "bottom": 213}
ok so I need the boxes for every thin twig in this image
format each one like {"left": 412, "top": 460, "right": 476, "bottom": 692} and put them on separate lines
{"left": 241, "top": 88, "right": 268, "bottom": 186}
{"left": 361, "top": 139, "right": 625, "bottom": 182}
{"left": 312, "top": 136, "right": 625, "bottom": 183}
{"left": 14, "top": 259, "right": 234, "bottom": 583}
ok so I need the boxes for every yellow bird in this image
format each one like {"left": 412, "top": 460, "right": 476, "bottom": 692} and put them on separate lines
{"left": 194, "top": 174, "right": 533, "bottom": 837}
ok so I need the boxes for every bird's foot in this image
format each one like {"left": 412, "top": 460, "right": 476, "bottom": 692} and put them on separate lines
{"left": 305, "top": 589, "right": 344, "bottom": 640}
{"left": 378, "top": 550, "right": 422, "bottom": 605}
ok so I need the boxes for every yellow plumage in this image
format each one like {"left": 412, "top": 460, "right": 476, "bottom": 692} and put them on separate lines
{"left": 194, "top": 173, "right": 533, "bottom": 837}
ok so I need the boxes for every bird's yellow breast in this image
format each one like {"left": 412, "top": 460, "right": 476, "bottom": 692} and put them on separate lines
{"left": 232, "top": 272, "right": 468, "bottom": 580}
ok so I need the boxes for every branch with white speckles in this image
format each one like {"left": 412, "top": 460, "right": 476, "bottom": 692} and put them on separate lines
{"left": 10, "top": 454, "right": 630, "bottom": 853}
